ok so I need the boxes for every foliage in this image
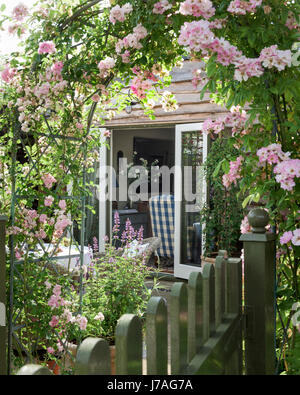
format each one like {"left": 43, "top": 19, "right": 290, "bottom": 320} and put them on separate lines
{"left": 201, "top": 136, "right": 244, "bottom": 257}
{"left": 10, "top": 260, "right": 82, "bottom": 373}
{"left": 82, "top": 214, "right": 155, "bottom": 344}
{"left": 0, "top": 0, "right": 299, "bottom": 374}
{"left": 10, "top": 214, "right": 155, "bottom": 373}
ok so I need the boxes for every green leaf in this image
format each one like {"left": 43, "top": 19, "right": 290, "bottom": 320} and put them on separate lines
{"left": 242, "top": 194, "right": 253, "bottom": 209}
{"left": 212, "top": 159, "right": 224, "bottom": 178}
{"left": 221, "top": 160, "right": 230, "bottom": 174}
{"left": 206, "top": 62, "right": 217, "bottom": 78}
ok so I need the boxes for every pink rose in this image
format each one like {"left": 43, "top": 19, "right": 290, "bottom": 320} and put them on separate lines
{"left": 1, "top": 64, "right": 17, "bottom": 83}
{"left": 12, "top": 3, "right": 29, "bottom": 21}
{"left": 39, "top": 214, "right": 47, "bottom": 223}
{"left": 53, "top": 284, "right": 62, "bottom": 296}
{"left": 47, "top": 347, "right": 55, "bottom": 354}
{"left": 58, "top": 200, "right": 66, "bottom": 211}
{"left": 44, "top": 195, "right": 54, "bottom": 207}
{"left": 51, "top": 61, "right": 63, "bottom": 74}
{"left": 38, "top": 41, "right": 56, "bottom": 55}
{"left": 42, "top": 173, "right": 57, "bottom": 189}
{"left": 77, "top": 315, "right": 88, "bottom": 330}
{"left": 91, "top": 94, "right": 101, "bottom": 102}
{"left": 280, "top": 231, "right": 293, "bottom": 245}
{"left": 291, "top": 229, "right": 300, "bottom": 246}
{"left": 95, "top": 312, "right": 105, "bottom": 321}
{"left": 49, "top": 315, "right": 59, "bottom": 327}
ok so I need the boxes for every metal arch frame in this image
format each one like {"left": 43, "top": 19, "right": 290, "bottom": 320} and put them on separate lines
{"left": 7, "top": 114, "right": 89, "bottom": 374}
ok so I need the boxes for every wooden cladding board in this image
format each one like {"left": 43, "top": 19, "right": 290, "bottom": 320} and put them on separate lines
{"left": 103, "top": 61, "right": 229, "bottom": 127}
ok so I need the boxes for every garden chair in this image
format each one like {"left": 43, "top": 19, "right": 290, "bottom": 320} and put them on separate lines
{"left": 149, "top": 194, "right": 175, "bottom": 265}
{"left": 149, "top": 194, "right": 202, "bottom": 266}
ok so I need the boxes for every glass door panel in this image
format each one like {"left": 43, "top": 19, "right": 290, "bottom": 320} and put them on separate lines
{"left": 174, "top": 124, "right": 207, "bottom": 279}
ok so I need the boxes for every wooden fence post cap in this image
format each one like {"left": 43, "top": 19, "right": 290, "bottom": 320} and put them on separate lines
{"left": 248, "top": 208, "right": 269, "bottom": 233}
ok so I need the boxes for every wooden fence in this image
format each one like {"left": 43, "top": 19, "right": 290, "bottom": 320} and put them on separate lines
{"left": 1, "top": 208, "right": 276, "bottom": 375}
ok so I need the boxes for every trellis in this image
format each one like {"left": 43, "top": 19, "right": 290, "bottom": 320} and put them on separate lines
{"left": 6, "top": 111, "right": 91, "bottom": 374}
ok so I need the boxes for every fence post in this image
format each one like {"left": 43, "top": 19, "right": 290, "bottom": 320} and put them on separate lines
{"left": 240, "top": 208, "right": 276, "bottom": 375}
{"left": 0, "top": 216, "right": 7, "bottom": 376}
{"left": 146, "top": 296, "right": 168, "bottom": 375}
{"left": 115, "top": 314, "right": 143, "bottom": 375}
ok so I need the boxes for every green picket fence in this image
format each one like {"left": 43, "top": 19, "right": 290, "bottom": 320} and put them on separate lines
{"left": 1, "top": 208, "right": 276, "bottom": 375}
{"left": 16, "top": 253, "right": 243, "bottom": 375}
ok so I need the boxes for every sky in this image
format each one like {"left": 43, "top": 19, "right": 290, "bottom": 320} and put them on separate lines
{"left": 0, "top": 0, "right": 35, "bottom": 56}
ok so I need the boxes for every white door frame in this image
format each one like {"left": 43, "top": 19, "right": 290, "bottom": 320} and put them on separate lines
{"left": 98, "top": 129, "right": 113, "bottom": 252}
{"left": 174, "top": 123, "right": 207, "bottom": 279}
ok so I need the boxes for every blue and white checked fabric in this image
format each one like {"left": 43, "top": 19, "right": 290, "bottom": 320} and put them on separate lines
{"left": 149, "top": 194, "right": 174, "bottom": 258}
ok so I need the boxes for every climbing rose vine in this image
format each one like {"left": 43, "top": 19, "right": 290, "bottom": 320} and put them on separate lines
{"left": 0, "top": 0, "right": 299, "bottom": 374}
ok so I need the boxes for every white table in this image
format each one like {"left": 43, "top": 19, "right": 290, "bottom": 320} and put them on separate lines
{"left": 16, "top": 243, "right": 92, "bottom": 273}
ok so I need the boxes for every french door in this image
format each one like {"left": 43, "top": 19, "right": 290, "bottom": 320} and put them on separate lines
{"left": 174, "top": 123, "right": 208, "bottom": 279}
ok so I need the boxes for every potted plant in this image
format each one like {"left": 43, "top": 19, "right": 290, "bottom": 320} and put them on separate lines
{"left": 200, "top": 136, "right": 244, "bottom": 262}
{"left": 78, "top": 212, "right": 157, "bottom": 372}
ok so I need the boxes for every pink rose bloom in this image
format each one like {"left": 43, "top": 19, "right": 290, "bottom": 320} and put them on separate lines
{"left": 292, "top": 229, "right": 300, "bottom": 246}
{"left": 1, "top": 64, "right": 17, "bottom": 83}
{"left": 35, "top": 229, "right": 47, "bottom": 239}
{"left": 55, "top": 215, "right": 72, "bottom": 231}
{"left": 77, "top": 316, "right": 88, "bottom": 330}
{"left": 48, "top": 295, "right": 60, "bottom": 309}
{"left": 38, "top": 41, "right": 56, "bottom": 55}
{"left": 39, "top": 214, "right": 47, "bottom": 223}
{"left": 44, "top": 195, "right": 54, "bottom": 207}
{"left": 121, "top": 50, "right": 130, "bottom": 63}
{"left": 47, "top": 347, "right": 55, "bottom": 354}
{"left": 91, "top": 94, "right": 101, "bottom": 102}
{"left": 12, "top": 3, "right": 29, "bottom": 21}
{"left": 49, "top": 315, "right": 59, "bottom": 328}
{"left": 51, "top": 61, "right": 63, "bottom": 74}
{"left": 39, "top": 82, "right": 51, "bottom": 96}
{"left": 280, "top": 231, "right": 293, "bottom": 245}
{"left": 42, "top": 173, "right": 57, "bottom": 189}
{"left": 53, "top": 284, "right": 62, "bottom": 296}
{"left": 95, "top": 312, "right": 105, "bottom": 321}
{"left": 15, "top": 249, "right": 22, "bottom": 260}
{"left": 58, "top": 200, "right": 67, "bottom": 211}
{"left": 240, "top": 216, "right": 251, "bottom": 234}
